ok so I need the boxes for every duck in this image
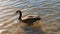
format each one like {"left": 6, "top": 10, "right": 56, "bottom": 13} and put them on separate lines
{"left": 15, "top": 10, "right": 41, "bottom": 26}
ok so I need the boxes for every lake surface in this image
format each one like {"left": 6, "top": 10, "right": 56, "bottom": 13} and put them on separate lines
{"left": 0, "top": 0, "right": 60, "bottom": 34}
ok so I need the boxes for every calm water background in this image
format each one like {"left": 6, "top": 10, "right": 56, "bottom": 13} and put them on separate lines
{"left": 0, "top": 0, "right": 60, "bottom": 34}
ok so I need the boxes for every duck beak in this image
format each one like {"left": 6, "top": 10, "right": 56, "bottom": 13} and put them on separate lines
{"left": 15, "top": 11, "right": 18, "bottom": 13}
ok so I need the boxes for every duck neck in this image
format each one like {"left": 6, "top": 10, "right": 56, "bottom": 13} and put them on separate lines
{"left": 18, "top": 10, "right": 22, "bottom": 20}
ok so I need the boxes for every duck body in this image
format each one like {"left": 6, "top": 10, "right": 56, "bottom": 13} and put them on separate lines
{"left": 16, "top": 10, "right": 41, "bottom": 26}
{"left": 21, "top": 18, "right": 41, "bottom": 25}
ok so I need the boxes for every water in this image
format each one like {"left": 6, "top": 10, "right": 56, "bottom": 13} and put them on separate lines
{"left": 0, "top": 0, "right": 60, "bottom": 34}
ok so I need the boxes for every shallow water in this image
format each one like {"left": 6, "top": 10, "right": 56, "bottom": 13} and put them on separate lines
{"left": 0, "top": 0, "right": 60, "bottom": 34}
